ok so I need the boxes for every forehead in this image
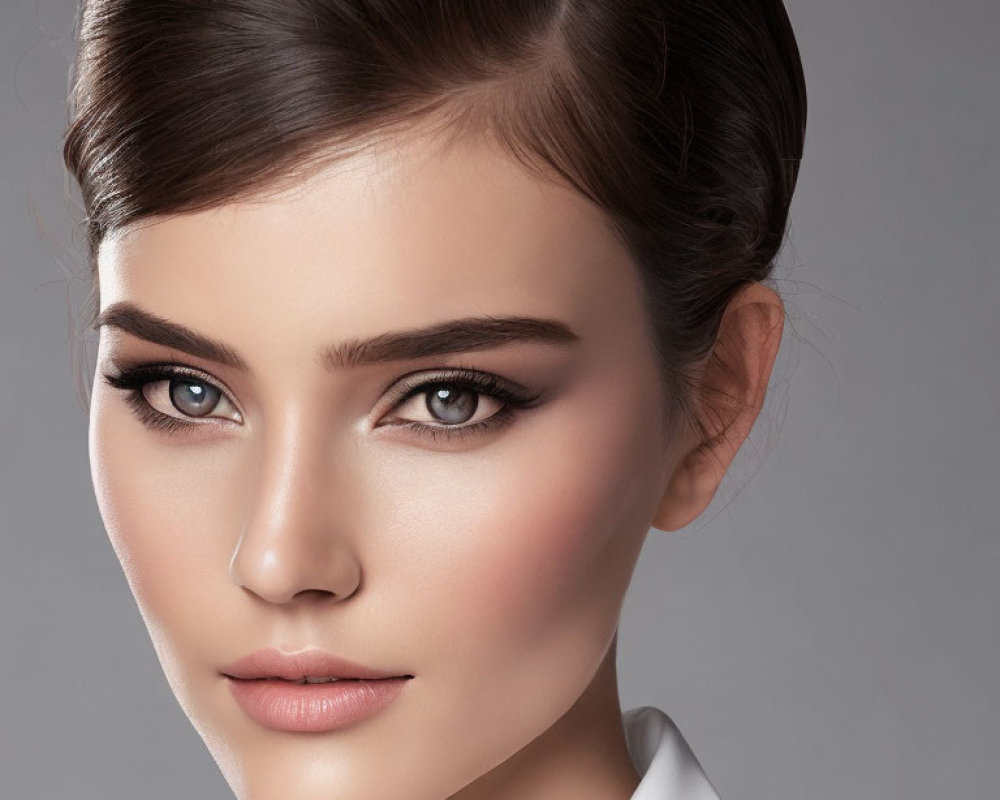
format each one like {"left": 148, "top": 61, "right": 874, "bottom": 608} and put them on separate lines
{"left": 96, "top": 129, "right": 642, "bottom": 353}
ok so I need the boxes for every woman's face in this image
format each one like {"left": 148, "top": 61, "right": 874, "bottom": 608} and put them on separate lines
{"left": 90, "top": 126, "right": 681, "bottom": 799}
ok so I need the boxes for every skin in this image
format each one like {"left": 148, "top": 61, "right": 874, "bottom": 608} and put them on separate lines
{"left": 89, "top": 123, "right": 783, "bottom": 800}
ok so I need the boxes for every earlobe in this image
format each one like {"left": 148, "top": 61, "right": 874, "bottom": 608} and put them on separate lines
{"left": 650, "top": 440, "right": 728, "bottom": 532}
{"left": 650, "top": 282, "right": 785, "bottom": 533}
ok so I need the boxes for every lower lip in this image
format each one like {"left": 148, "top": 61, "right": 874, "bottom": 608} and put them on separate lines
{"left": 226, "top": 676, "right": 411, "bottom": 732}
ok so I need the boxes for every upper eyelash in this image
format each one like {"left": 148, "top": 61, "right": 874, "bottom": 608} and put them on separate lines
{"left": 100, "top": 362, "right": 543, "bottom": 442}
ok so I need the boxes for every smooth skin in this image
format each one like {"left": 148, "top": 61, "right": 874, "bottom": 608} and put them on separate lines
{"left": 90, "top": 122, "right": 783, "bottom": 800}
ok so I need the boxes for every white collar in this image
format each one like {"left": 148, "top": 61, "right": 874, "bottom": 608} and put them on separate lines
{"left": 624, "top": 706, "right": 722, "bottom": 800}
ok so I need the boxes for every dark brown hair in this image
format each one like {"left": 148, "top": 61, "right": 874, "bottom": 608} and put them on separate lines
{"left": 63, "top": 0, "right": 807, "bottom": 443}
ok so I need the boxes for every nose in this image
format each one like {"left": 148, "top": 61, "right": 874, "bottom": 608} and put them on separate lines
{"left": 229, "top": 416, "right": 362, "bottom": 605}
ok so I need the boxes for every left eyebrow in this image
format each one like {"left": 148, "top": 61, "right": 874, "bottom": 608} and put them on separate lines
{"left": 94, "top": 301, "right": 581, "bottom": 374}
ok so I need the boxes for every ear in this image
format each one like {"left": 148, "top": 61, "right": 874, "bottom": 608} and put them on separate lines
{"left": 651, "top": 282, "right": 784, "bottom": 532}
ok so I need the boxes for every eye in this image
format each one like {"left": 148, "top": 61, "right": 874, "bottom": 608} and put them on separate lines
{"left": 390, "top": 383, "right": 500, "bottom": 425}
{"left": 377, "top": 369, "right": 545, "bottom": 442}
{"left": 102, "top": 363, "right": 242, "bottom": 435}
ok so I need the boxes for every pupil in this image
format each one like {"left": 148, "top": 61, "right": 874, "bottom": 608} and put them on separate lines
{"left": 427, "top": 385, "right": 477, "bottom": 424}
{"left": 170, "top": 379, "right": 219, "bottom": 417}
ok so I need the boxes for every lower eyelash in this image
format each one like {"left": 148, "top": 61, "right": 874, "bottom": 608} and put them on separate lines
{"left": 393, "top": 403, "right": 521, "bottom": 442}
{"left": 123, "top": 388, "right": 193, "bottom": 436}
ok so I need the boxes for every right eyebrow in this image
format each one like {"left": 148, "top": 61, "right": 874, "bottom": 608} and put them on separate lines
{"left": 94, "top": 301, "right": 581, "bottom": 375}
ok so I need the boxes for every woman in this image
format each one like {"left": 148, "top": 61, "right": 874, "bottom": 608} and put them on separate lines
{"left": 63, "top": 1, "right": 806, "bottom": 798}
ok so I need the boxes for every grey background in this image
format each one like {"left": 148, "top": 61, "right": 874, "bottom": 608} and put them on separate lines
{"left": 2, "top": 0, "right": 997, "bottom": 798}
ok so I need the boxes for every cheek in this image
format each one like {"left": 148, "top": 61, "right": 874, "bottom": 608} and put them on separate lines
{"left": 388, "top": 379, "right": 662, "bottom": 681}
{"left": 89, "top": 391, "right": 237, "bottom": 653}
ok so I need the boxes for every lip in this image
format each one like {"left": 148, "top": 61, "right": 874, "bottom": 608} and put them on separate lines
{"left": 221, "top": 648, "right": 413, "bottom": 733}
{"left": 221, "top": 647, "right": 413, "bottom": 681}
{"left": 225, "top": 676, "right": 411, "bottom": 732}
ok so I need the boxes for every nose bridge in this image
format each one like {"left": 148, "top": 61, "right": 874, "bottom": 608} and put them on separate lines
{"left": 229, "top": 406, "right": 362, "bottom": 605}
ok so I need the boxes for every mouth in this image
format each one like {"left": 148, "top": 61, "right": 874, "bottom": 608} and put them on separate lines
{"left": 224, "top": 675, "right": 409, "bottom": 684}
{"left": 223, "top": 668, "right": 413, "bottom": 732}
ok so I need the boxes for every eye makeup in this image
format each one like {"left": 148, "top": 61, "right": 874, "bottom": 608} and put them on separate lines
{"left": 101, "top": 362, "right": 239, "bottom": 437}
{"left": 100, "top": 361, "right": 545, "bottom": 443}
{"left": 376, "top": 367, "right": 545, "bottom": 443}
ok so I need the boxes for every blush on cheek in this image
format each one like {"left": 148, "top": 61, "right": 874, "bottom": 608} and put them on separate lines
{"left": 444, "top": 420, "right": 646, "bottom": 666}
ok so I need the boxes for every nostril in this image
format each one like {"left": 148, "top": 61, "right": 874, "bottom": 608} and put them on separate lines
{"left": 291, "top": 588, "right": 339, "bottom": 602}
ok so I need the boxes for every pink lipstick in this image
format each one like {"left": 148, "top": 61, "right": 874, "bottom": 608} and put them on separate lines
{"left": 222, "top": 647, "right": 413, "bottom": 732}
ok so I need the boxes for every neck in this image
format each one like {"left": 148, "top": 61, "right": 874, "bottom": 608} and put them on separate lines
{"left": 449, "top": 633, "right": 641, "bottom": 800}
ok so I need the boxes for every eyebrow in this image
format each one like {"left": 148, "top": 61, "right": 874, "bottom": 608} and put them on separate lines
{"left": 94, "top": 301, "right": 580, "bottom": 372}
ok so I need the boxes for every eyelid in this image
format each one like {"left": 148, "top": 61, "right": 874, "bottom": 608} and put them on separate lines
{"left": 378, "top": 366, "right": 537, "bottom": 414}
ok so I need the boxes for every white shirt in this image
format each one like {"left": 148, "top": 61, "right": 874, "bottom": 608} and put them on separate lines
{"left": 624, "top": 706, "right": 722, "bottom": 800}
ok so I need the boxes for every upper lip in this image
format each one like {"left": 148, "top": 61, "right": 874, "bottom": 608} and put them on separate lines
{"left": 221, "top": 647, "right": 412, "bottom": 681}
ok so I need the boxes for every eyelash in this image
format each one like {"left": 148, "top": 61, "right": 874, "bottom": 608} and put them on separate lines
{"left": 100, "top": 362, "right": 544, "bottom": 443}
